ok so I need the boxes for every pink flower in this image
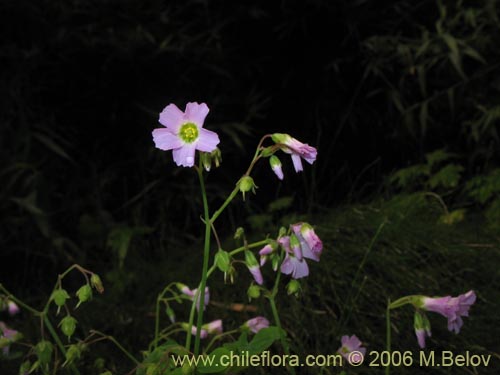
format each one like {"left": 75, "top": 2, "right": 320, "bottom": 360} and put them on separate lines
{"left": 291, "top": 223, "right": 323, "bottom": 262}
{"left": 7, "top": 301, "right": 19, "bottom": 316}
{"left": 152, "top": 102, "right": 220, "bottom": 167}
{"left": 203, "top": 319, "right": 223, "bottom": 335}
{"left": 279, "top": 236, "right": 309, "bottom": 279}
{"left": 421, "top": 290, "right": 476, "bottom": 334}
{"left": 271, "top": 133, "right": 317, "bottom": 172}
{"left": 0, "top": 321, "right": 19, "bottom": 355}
{"left": 244, "top": 317, "right": 270, "bottom": 333}
{"left": 178, "top": 284, "right": 210, "bottom": 311}
{"left": 258, "top": 244, "right": 274, "bottom": 266}
{"left": 337, "top": 335, "right": 366, "bottom": 365}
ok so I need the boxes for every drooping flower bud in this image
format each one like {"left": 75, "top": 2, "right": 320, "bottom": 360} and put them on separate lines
{"left": 414, "top": 311, "right": 431, "bottom": 348}
{"left": 215, "top": 250, "right": 231, "bottom": 272}
{"left": 75, "top": 285, "right": 92, "bottom": 308}
{"left": 90, "top": 274, "right": 104, "bottom": 294}
{"left": 286, "top": 279, "right": 301, "bottom": 297}
{"left": 166, "top": 306, "right": 176, "bottom": 323}
{"left": 51, "top": 289, "right": 70, "bottom": 314}
{"left": 269, "top": 155, "right": 284, "bottom": 180}
{"left": 60, "top": 315, "right": 77, "bottom": 339}
{"left": 247, "top": 284, "right": 261, "bottom": 300}
{"left": 238, "top": 176, "right": 257, "bottom": 200}
{"left": 35, "top": 340, "right": 53, "bottom": 367}
{"left": 245, "top": 250, "right": 263, "bottom": 285}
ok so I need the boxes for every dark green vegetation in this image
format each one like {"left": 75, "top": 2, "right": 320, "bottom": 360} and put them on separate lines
{"left": 1, "top": 0, "right": 500, "bottom": 374}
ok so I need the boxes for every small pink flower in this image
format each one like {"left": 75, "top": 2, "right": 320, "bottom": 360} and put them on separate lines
{"left": 279, "top": 236, "right": 309, "bottom": 279}
{"left": 245, "top": 317, "right": 270, "bottom": 333}
{"left": 248, "top": 265, "right": 264, "bottom": 285}
{"left": 271, "top": 133, "right": 317, "bottom": 172}
{"left": 415, "top": 328, "right": 431, "bottom": 349}
{"left": 337, "top": 335, "right": 366, "bottom": 365}
{"left": 291, "top": 222, "right": 323, "bottom": 262}
{"left": 178, "top": 284, "right": 210, "bottom": 311}
{"left": 414, "top": 311, "right": 432, "bottom": 348}
{"left": 258, "top": 244, "right": 274, "bottom": 266}
{"left": 0, "top": 321, "right": 19, "bottom": 355}
{"left": 203, "top": 319, "right": 223, "bottom": 335}
{"left": 152, "top": 102, "right": 220, "bottom": 167}
{"left": 7, "top": 301, "right": 19, "bottom": 316}
{"left": 421, "top": 290, "right": 476, "bottom": 333}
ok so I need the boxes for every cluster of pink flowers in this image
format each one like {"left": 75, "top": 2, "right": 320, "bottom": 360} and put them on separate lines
{"left": 270, "top": 133, "right": 317, "bottom": 179}
{"left": 259, "top": 222, "right": 323, "bottom": 280}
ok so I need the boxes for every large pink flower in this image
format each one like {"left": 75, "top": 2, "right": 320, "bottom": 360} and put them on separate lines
{"left": 152, "top": 102, "right": 220, "bottom": 167}
{"left": 421, "top": 290, "right": 476, "bottom": 334}
{"left": 271, "top": 133, "right": 317, "bottom": 172}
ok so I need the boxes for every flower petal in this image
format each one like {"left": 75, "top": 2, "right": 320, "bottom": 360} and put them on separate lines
{"left": 196, "top": 128, "right": 220, "bottom": 152}
{"left": 185, "top": 102, "right": 210, "bottom": 127}
{"left": 159, "top": 104, "right": 185, "bottom": 131}
{"left": 291, "top": 153, "right": 303, "bottom": 172}
{"left": 172, "top": 144, "right": 196, "bottom": 167}
{"left": 152, "top": 128, "right": 183, "bottom": 150}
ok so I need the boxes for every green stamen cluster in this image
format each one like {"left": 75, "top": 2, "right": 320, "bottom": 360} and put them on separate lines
{"left": 179, "top": 123, "right": 199, "bottom": 143}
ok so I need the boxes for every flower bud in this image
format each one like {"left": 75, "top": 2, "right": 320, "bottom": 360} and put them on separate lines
{"left": 90, "top": 274, "right": 104, "bottom": 294}
{"left": 234, "top": 227, "right": 245, "bottom": 240}
{"left": 76, "top": 284, "right": 92, "bottom": 308}
{"left": 60, "top": 315, "right": 77, "bottom": 339}
{"left": 237, "top": 176, "right": 257, "bottom": 200}
{"left": 215, "top": 250, "right": 231, "bottom": 272}
{"left": 52, "top": 289, "right": 70, "bottom": 307}
{"left": 7, "top": 301, "right": 20, "bottom": 316}
{"left": 287, "top": 280, "right": 301, "bottom": 296}
{"left": 269, "top": 156, "right": 284, "bottom": 180}
{"left": 35, "top": 340, "right": 53, "bottom": 366}
{"left": 247, "top": 284, "right": 261, "bottom": 300}
{"left": 166, "top": 306, "right": 176, "bottom": 323}
{"left": 64, "top": 344, "right": 83, "bottom": 366}
{"left": 261, "top": 146, "right": 277, "bottom": 157}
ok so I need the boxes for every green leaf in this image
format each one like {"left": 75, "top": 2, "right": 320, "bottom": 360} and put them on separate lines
{"left": 247, "top": 327, "right": 284, "bottom": 355}
{"left": 267, "top": 196, "right": 294, "bottom": 212}
{"left": 429, "top": 164, "right": 463, "bottom": 189}
{"left": 425, "top": 149, "right": 453, "bottom": 168}
{"left": 197, "top": 348, "right": 231, "bottom": 373}
{"left": 390, "top": 164, "right": 430, "bottom": 189}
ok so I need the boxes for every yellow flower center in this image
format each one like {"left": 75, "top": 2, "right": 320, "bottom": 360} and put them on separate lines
{"left": 179, "top": 123, "right": 199, "bottom": 143}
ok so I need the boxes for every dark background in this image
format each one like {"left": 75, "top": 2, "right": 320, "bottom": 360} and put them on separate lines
{"left": 1, "top": 0, "right": 500, "bottom": 373}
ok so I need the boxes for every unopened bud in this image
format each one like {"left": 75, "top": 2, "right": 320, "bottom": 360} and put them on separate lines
{"left": 90, "top": 274, "right": 104, "bottom": 294}
{"left": 234, "top": 227, "right": 245, "bottom": 240}
{"left": 51, "top": 289, "right": 70, "bottom": 313}
{"left": 35, "top": 340, "right": 53, "bottom": 366}
{"left": 166, "top": 306, "right": 176, "bottom": 323}
{"left": 269, "top": 156, "right": 284, "bottom": 180}
{"left": 247, "top": 284, "right": 261, "bottom": 300}
{"left": 76, "top": 284, "right": 92, "bottom": 308}
{"left": 215, "top": 250, "right": 231, "bottom": 272}
{"left": 60, "top": 316, "right": 77, "bottom": 339}
{"left": 287, "top": 280, "right": 301, "bottom": 296}
{"left": 237, "top": 176, "right": 257, "bottom": 200}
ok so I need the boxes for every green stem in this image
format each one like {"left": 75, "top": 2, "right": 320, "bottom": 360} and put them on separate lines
{"left": 341, "top": 220, "right": 386, "bottom": 326}
{"left": 267, "top": 251, "right": 295, "bottom": 375}
{"left": 193, "top": 165, "right": 212, "bottom": 356}
{"left": 385, "top": 299, "right": 391, "bottom": 375}
{"left": 90, "top": 330, "right": 140, "bottom": 365}
{"left": 205, "top": 329, "right": 239, "bottom": 353}
{"left": 43, "top": 316, "right": 80, "bottom": 375}
{"left": 154, "top": 283, "right": 176, "bottom": 350}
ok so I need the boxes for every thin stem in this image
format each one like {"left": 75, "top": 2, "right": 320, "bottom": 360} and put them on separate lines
{"left": 266, "top": 250, "right": 295, "bottom": 375}
{"left": 89, "top": 330, "right": 140, "bottom": 365}
{"left": 341, "top": 220, "right": 386, "bottom": 326}
{"left": 154, "top": 283, "right": 176, "bottom": 350}
{"left": 385, "top": 300, "right": 391, "bottom": 375}
{"left": 193, "top": 165, "right": 212, "bottom": 356}
{"left": 204, "top": 329, "right": 239, "bottom": 353}
{"left": 43, "top": 316, "right": 80, "bottom": 375}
